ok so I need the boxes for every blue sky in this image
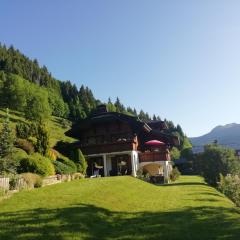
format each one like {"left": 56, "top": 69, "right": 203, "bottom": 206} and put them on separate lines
{"left": 1, "top": 0, "right": 240, "bottom": 137}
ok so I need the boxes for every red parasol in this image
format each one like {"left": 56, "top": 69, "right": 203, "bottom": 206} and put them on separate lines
{"left": 145, "top": 140, "right": 165, "bottom": 146}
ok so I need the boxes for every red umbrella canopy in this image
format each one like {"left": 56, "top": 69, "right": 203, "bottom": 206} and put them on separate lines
{"left": 145, "top": 140, "right": 165, "bottom": 146}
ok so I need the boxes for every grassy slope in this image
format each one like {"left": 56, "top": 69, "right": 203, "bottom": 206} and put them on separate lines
{"left": 0, "top": 176, "right": 240, "bottom": 240}
{"left": 0, "top": 108, "right": 76, "bottom": 147}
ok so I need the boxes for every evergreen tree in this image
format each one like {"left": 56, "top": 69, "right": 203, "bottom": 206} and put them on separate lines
{"left": 35, "top": 124, "right": 50, "bottom": 156}
{"left": 114, "top": 97, "right": 126, "bottom": 113}
{"left": 107, "top": 98, "right": 117, "bottom": 112}
{"left": 70, "top": 149, "right": 88, "bottom": 174}
{"left": 0, "top": 109, "right": 16, "bottom": 174}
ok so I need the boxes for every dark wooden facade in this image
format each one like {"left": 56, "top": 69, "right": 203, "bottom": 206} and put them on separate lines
{"left": 67, "top": 105, "right": 179, "bottom": 161}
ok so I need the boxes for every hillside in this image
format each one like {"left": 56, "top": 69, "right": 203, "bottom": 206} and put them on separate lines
{"left": 0, "top": 44, "right": 189, "bottom": 150}
{"left": 190, "top": 123, "right": 240, "bottom": 149}
{"left": 0, "top": 176, "right": 239, "bottom": 239}
{"left": 0, "top": 108, "right": 76, "bottom": 147}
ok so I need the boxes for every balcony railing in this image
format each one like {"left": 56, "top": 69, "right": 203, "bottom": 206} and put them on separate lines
{"left": 139, "top": 151, "right": 170, "bottom": 162}
{"left": 81, "top": 141, "right": 136, "bottom": 155}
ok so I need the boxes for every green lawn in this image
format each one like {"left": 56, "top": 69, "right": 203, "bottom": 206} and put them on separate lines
{"left": 0, "top": 176, "right": 240, "bottom": 240}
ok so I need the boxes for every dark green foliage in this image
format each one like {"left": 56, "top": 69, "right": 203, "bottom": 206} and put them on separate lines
{"left": 16, "top": 122, "right": 31, "bottom": 139}
{"left": 48, "top": 90, "right": 69, "bottom": 118}
{"left": 70, "top": 149, "right": 87, "bottom": 174}
{"left": 53, "top": 160, "right": 75, "bottom": 174}
{"left": 114, "top": 97, "right": 126, "bottom": 113}
{"left": 138, "top": 110, "right": 151, "bottom": 121}
{"left": 0, "top": 44, "right": 59, "bottom": 90}
{"left": 170, "top": 167, "right": 181, "bottom": 182}
{"left": 170, "top": 147, "right": 181, "bottom": 161}
{"left": 25, "top": 91, "right": 51, "bottom": 122}
{"left": 194, "top": 144, "right": 240, "bottom": 186}
{"left": 18, "top": 153, "right": 55, "bottom": 176}
{"left": 35, "top": 124, "right": 50, "bottom": 156}
{"left": 55, "top": 156, "right": 77, "bottom": 174}
{"left": 16, "top": 122, "right": 50, "bottom": 155}
{"left": 60, "top": 81, "right": 95, "bottom": 120}
{"left": 0, "top": 74, "right": 26, "bottom": 110}
{"left": 0, "top": 108, "right": 16, "bottom": 174}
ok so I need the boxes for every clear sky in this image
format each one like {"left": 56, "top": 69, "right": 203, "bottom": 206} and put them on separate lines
{"left": 1, "top": 0, "right": 240, "bottom": 137}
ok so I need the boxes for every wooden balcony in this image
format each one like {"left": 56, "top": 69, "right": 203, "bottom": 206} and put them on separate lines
{"left": 139, "top": 151, "right": 170, "bottom": 162}
{"left": 81, "top": 141, "right": 136, "bottom": 155}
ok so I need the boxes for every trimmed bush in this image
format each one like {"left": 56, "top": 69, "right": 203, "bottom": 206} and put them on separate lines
{"left": 54, "top": 155, "right": 77, "bottom": 174}
{"left": 21, "top": 173, "right": 43, "bottom": 188}
{"left": 16, "top": 138, "right": 35, "bottom": 154}
{"left": 12, "top": 147, "right": 28, "bottom": 163}
{"left": 53, "top": 161, "right": 72, "bottom": 174}
{"left": 18, "top": 153, "right": 55, "bottom": 176}
{"left": 170, "top": 167, "right": 181, "bottom": 182}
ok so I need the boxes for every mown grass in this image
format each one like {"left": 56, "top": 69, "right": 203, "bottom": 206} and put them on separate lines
{"left": 0, "top": 108, "right": 76, "bottom": 147}
{"left": 0, "top": 176, "right": 239, "bottom": 240}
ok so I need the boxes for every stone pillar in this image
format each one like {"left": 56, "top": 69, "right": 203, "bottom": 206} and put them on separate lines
{"left": 103, "top": 154, "right": 107, "bottom": 177}
{"left": 131, "top": 151, "right": 137, "bottom": 177}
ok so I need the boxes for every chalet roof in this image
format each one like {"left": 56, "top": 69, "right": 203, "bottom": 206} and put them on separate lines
{"left": 66, "top": 106, "right": 179, "bottom": 147}
{"left": 66, "top": 111, "right": 151, "bottom": 138}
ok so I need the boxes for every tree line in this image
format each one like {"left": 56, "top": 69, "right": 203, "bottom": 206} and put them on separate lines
{"left": 0, "top": 43, "right": 188, "bottom": 150}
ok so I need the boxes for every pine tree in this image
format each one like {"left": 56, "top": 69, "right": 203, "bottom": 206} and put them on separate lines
{"left": 0, "top": 108, "right": 16, "bottom": 174}
{"left": 35, "top": 124, "right": 50, "bottom": 156}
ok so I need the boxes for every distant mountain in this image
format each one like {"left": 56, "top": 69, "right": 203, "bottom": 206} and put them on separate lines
{"left": 190, "top": 123, "right": 240, "bottom": 150}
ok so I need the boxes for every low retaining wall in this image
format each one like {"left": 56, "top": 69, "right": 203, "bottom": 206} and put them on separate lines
{"left": 0, "top": 177, "right": 9, "bottom": 190}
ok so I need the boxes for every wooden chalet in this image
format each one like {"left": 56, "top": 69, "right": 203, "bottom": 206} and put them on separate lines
{"left": 67, "top": 105, "right": 179, "bottom": 181}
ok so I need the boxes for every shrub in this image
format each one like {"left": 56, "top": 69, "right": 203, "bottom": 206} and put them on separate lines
{"left": 218, "top": 174, "right": 240, "bottom": 207}
{"left": 16, "top": 122, "right": 31, "bottom": 139}
{"left": 12, "top": 148, "right": 28, "bottom": 164}
{"left": 16, "top": 138, "right": 35, "bottom": 154}
{"left": 136, "top": 168, "right": 150, "bottom": 182}
{"left": 54, "top": 155, "right": 77, "bottom": 174}
{"left": 18, "top": 153, "right": 55, "bottom": 176}
{"left": 20, "top": 173, "right": 43, "bottom": 188}
{"left": 170, "top": 167, "right": 181, "bottom": 182}
{"left": 195, "top": 144, "right": 240, "bottom": 186}
{"left": 53, "top": 161, "right": 72, "bottom": 174}
{"left": 47, "top": 148, "right": 59, "bottom": 161}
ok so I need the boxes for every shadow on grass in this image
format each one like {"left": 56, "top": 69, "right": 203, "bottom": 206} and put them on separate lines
{"left": 0, "top": 204, "right": 240, "bottom": 240}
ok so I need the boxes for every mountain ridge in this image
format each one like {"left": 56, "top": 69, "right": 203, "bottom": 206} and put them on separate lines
{"left": 190, "top": 123, "right": 240, "bottom": 149}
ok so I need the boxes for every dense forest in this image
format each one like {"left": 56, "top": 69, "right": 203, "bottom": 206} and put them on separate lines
{"left": 0, "top": 43, "right": 191, "bottom": 153}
